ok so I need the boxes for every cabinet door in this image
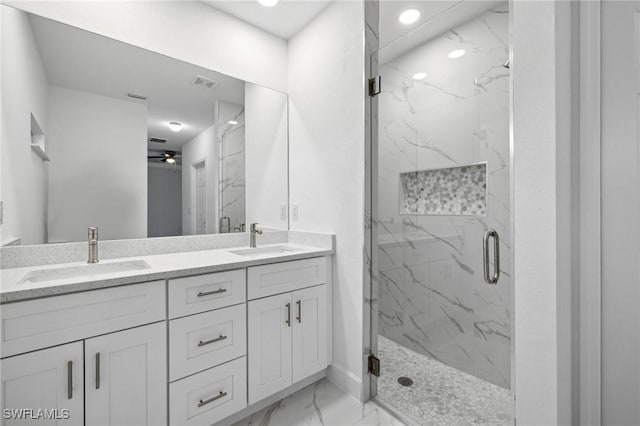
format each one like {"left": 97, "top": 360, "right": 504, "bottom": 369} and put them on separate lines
{"left": 1, "top": 342, "right": 83, "bottom": 426}
{"left": 292, "top": 285, "right": 328, "bottom": 382}
{"left": 247, "top": 293, "right": 292, "bottom": 404}
{"left": 85, "top": 322, "right": 166, "bottom": 426}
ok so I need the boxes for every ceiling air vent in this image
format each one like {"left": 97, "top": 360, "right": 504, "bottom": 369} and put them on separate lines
{"left": 149, "top": 137, "right": 167, "bottom": 144}
{"left": 191, "top": 75, "right": 217, "bottom": 90}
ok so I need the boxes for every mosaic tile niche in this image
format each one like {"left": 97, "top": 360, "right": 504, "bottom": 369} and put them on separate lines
{"left": 399, "top": 163, "right": 487, "bottom": 216}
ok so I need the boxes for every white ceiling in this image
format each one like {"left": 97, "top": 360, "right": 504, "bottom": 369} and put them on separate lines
{"left": 201, "top": 0, "right": 332, "bottom": 39}
{"left": 29, "top": 14, "right": 246, "bottom": 154}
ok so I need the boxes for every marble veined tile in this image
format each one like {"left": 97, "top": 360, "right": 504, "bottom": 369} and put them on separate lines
{"left": 232, "top": 379, "right": 405, "bottom": 426}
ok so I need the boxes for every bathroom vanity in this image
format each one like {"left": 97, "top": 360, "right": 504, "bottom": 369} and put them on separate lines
{"left": 0, "top": 239, "right": 333, "bottom": 426}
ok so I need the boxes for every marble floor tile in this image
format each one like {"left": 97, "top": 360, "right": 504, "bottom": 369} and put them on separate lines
{"left": 232, "top": 379, "right": 405, "bottom": 426}
{"left": 376, "top": 335, "right": 511, "bottom": 426}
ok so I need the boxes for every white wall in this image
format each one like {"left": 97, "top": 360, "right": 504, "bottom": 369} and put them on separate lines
{"left": 182, "top": 124, "right": 216, "bottom": 235}
{"left": 3, "top": 1, "right": 288, "bottom": 92}
{"left": 245, "top": 83, "right": 288, "bottom": 230}
{"left": 288, "top": 1, "right": 366, "bottom": 400}
{"left": 512, "top": 1, "right": 574, "bottom": 424}
{"left": 47, "top": 86, "right": 147, "bottom": 242}
{"left": 148, "top": 164, "right": 182, "bottom": 238}
{"left": 601, "top": 1, "right": 640, "bottom": 424}
{"left": 0, "top": 5, "right": 49, "bottom": 245}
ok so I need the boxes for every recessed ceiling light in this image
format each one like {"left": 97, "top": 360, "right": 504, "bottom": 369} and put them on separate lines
{"left": 228, "top": 120, "right": 238, "bottom": 125}
{"left": 257, "top": 0, "right": 279, "bottom": 7}
{"left": 448, "top": 49, "right": 466, "bottom": 59}
{"left": 412, "top": 72, "right": 427, "bottom": 80}
{"left": 168, "top": 122, "right": 182, "bottom": 132}
{"left": 398, "top": 9, "right": 420, "bottom": 25}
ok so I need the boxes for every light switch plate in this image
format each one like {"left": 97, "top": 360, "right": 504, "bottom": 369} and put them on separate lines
{"left": 280, "top": 204, "right": 287, "bottom": 221}
{"left": 291, "top": 204, "right": 299, "bottom": 221}
{"left": 0, "top": 201, "right": 3, "bottom": 225}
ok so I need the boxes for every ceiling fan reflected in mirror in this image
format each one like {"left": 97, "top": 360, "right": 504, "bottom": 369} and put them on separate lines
{"left": 147, "top": 150, "right": 182, "bottom": 165}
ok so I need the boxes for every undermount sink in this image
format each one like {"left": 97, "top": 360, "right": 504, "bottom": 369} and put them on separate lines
{"left": 229, "top": 245, "right": 300, "bottom": 256}
{"left": 18, "top": 259, "right": 151, "bottom": 285}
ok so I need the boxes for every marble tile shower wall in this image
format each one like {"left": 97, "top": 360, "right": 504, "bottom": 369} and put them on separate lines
{"left": 218, "top": 101, "right": 246, "bottom": 231}
{"left": 377, "top": 4, "right": 511, "bottom": 389}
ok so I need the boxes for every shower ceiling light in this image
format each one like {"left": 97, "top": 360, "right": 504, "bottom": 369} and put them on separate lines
{"left": 448, "top": 49, "right": 466, "bottom": 59}
{"left": 398, "top": 9, "right": 420, "bottom": 25}
{"left": 257, "top": 0, "right": 279, "bottom": 6}
{"left": 412, "top": 72, "right": 427, "bottom": 80}
{"left": 168, "top": 122, "right": 182, "bottom": 132}
{"left": 228, "top": 120, "right": 238, "bottom": 125}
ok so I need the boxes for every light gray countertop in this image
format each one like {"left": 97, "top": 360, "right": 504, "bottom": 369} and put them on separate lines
{"left": 0, "top": 243, "right": 332, "bottom": 304}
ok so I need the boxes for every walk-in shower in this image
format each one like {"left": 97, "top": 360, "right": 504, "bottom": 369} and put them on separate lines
{"left": 370, "top": 1, "right": 512, "bottom": 424}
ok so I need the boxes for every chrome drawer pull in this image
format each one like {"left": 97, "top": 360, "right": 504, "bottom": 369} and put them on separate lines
{"left": 67, "top": 361, "right": 73, "bottom": 399}
{"left": 198, "top": 391, "right": 227, "bottom": 407}
{"left": 198, "top": 335, "right": 227, "bottom": 347}
{"left": 95, "top": 353, "right": 101, "bottom": 389}
{"left": 197, "top": 288, "right": 227, "bottom": 297}
{"left": 285, "top": 303, "right": 291, "bottom": 327}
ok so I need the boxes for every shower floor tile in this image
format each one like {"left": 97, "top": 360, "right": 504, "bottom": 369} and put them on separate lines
{"left": 376, "top": 335, "right": 511, "bottom": 426}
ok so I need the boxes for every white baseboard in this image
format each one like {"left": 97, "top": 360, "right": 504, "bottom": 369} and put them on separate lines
{"left": 326, "top": 363, "right": 364, "bottom": 402}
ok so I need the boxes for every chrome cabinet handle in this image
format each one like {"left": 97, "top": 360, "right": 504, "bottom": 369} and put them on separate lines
{"left": 285, "top": 303, "right": 291, "bottom": 327}
{"left": 67, "top": 361, "right": 73, "bottom": 399}
{"left": 296, "top": 300, "right": 301, "bottom": 323}
{"left": 198, "top": 335, "right": 227, "bottom": 347}
{"left": 95, "top": 353, "right": 100, "bottom": 389}
{"left": 483, "top": 229, "right": 500, "bottom": 285}
{"left": 198, "top": 391, "right": 227, "bottom": 408}
{"left": 197, "top": 288, "right": 227, "bottom": 297}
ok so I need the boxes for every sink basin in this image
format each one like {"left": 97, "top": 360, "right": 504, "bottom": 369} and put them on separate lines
{"left": 230, "top": 245, "right": 300, "bottom": 256}
{"left": 18, "top": 260, "right": 151, "bottom": 285}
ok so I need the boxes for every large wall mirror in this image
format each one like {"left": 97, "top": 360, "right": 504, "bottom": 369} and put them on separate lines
{"left": 1, "top": 6, "right": 289, "bottom": 245}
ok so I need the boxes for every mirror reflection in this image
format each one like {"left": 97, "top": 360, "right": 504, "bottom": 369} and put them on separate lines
{"left": 1, "top": 7, "right": 289, "bottom": 245}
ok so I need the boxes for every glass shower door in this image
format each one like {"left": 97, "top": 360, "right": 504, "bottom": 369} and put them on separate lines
{"left": 372, "top": 2, "right": 512, "bottom": 424}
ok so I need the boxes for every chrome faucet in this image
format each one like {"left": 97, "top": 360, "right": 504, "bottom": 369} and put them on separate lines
{"left": 249, "top": 223, "right": 262, "bottom": 248}
{"left": 88, "top": 227, "right": 99, "bottom": 263}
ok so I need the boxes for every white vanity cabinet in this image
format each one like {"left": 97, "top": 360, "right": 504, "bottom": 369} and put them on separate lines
{"left": 0, "top": 281, "right": 167, "bottom": 426}
{"left": 247, "top": 258, "right": 330, "bottom": 405}
{"left": 85, "top": 322, "right": 166, "bottom": 426}
{"left": 1, "top": 252, "right": 333, "bottom": 425}
{"left": 168, "top": 270, "right": 248, "bottom": 426}
{"left": 1, "top": 342, "right": 84, "bottom": 426}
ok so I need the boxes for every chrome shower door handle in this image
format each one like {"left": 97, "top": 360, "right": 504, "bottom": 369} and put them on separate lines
{"left": 483, "top": 229, "right": 500, "bottom": 285}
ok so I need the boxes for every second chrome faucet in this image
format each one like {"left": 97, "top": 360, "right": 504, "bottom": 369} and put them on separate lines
{"left": 249, "top": 223, "right": 262, "bottom": 248}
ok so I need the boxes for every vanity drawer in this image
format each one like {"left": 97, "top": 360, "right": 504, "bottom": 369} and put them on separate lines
{"left": 0, "top": 281, "right": 165, "bottom": 358}
{"left": 170, "top": 356, "right": 247, "bottom": 426}
{"left": 169, "top": 304, "right": 246, "bottom": 381}
{"left": 168, "top": 269, "right": 246, "bottom": 319}
{"left": 247, "top": 257, "right": 327, "bottom": 300}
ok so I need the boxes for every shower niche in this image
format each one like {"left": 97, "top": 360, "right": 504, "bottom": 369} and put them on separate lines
{"left": 399, "top": 163, "right": 487, "bottom": 216}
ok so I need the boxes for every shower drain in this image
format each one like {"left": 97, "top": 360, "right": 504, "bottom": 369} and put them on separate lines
{"left": 397, "top": 376, "right": 414, "bottom": 387}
